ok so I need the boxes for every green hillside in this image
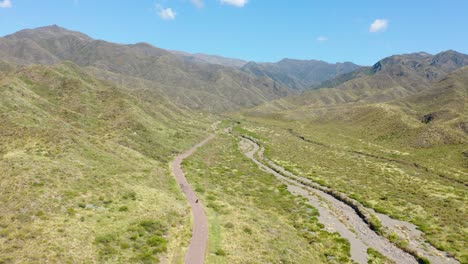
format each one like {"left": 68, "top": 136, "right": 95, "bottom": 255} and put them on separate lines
{"left": 1, "top": 24, "right": 467, "bottom": 264}
{"left": 238, "top": 66, "right": 467, "bottom": 262}
{"left": 275, "top": 51, "right": 468, "bottom": 109}
{"left": 0, "top": 62, "right": 211, "bottom": 263}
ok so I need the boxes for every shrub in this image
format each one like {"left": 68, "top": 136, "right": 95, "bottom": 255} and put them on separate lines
{"left": 146, "top": 236, "right": 168, "bottom": 253}
{"left": 66, "top": 208, "right": 76, "bottom": 216}
{"left": 119, "top": 206, "right": 129, "bottom": 212}
{"left": 195, "top": 187, "right": 205, "bottom": 193}
{"left": 95, "top": 234, "right": 117, "bottom": 244}
{"left": 243, "top": 227, "right": 253, "bottom": 234}
{"left": 215, "top": 249, "right": 227, "bottom": 256}
{"left": 122, "top": 191, "right": 137, "bottom": 200}
{"left": 136, "top": 250, "right": 159, "bottom": 264}
{"left": 418, "top": 256, "right": 430, "bottom": 264}
{"left": 139, "top": 220, "right": 165, "bottom": 235}
{"left": 120, "top": 241, "right": 130, "bottom": 249}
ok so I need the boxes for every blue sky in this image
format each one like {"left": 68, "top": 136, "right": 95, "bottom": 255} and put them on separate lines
{"left": 1, "top": 0, "right": 467, "bottom": 65}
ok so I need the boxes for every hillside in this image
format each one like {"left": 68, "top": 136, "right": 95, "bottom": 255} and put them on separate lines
{"left": 241, "top": 59, "right": 361, "bottom": 90}
{"left": 1, "top": 23, "right": 466, "bottom": 263}
{"left": 0, "top": 60, "right": 360, "bottom": 264}
{"left": 247, "top": 63, "right": 467, "bottom": 146}
{"left": 250, "top": 50, "right": 468, "bottom": 113}
{"left": 0, "top": 62, "right": 212, "bottom": 262}
{"left": 0, "top": 25, "right": 292, "bottom": 112}
{"left": 237, "top": 67, "right": 467, "bottom": 262}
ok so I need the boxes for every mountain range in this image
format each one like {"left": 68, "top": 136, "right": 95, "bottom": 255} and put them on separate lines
{"left": 241, "top": 59, "right": 361, "bottom": 90}
{"left": 0, "top": 25, "right": 289, "bottom": 112}
{"left": 245, "top": 50, "right": 468, "bottom": 149}
{"left": 0, "top": 25, "right": 467, "bottom": 263}
{"left": 0, "top": 25, "right": 367, "bottom": 111}
{"left": 1, "top": 25, "right": 466, "bottom": 147}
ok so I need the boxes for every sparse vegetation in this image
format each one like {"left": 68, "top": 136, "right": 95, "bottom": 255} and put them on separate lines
{"left": 367, "top": 247, "right": 395, "bottom": 264}
{"left": 183, "top": 134, "right": 353, "bottom": 263}
{"left": 1, "top": 23, "right": 467, "bottom": 264}
{"left": 233, "top": 114, "right": 467, "bottom": 262}
{"left": 0, "top": 63, "right": 212, "bottom": 262}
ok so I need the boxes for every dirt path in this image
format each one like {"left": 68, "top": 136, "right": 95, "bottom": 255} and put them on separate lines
{"left": 239, "top": 137, "right": 420, "bottom": 264}
{"left": 172, "top": 131, "right": 216, "bottom": 264}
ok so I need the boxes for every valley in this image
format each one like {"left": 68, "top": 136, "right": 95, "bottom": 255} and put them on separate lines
{"left": 0, "top": 24, "right": 466, "bottom": 264}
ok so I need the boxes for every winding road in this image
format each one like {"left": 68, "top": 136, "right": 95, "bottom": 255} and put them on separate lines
{"left": 172, "top": 131, "right": 216, "bottom": 264}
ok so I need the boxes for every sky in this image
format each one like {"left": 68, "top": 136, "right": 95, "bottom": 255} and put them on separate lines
{"left": 1, "top": 0, "right": 467, "bottom": 65}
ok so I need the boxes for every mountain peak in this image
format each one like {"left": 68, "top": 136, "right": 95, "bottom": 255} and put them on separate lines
{"left": 39, "top": 24, "right": 66, "bottom": 31}
{"left": 5, "top": 25, "right": 92, "bottom": 41}
{"left": 435, "top": 49, "right": 465, "bottom": 57}
{"left": 431, "top": 49, "right": 468, "bottom": 70}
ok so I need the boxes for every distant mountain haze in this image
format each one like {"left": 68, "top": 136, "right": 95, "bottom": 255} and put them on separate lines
{"left": 169, "top": 50, "right": 248, "bottom": 68}
{"left": 0, "top": 25, "right": 293, "bottom": 112}
{"left": 1, "top": 25, "right": 467, "bottom": 115}
{"left": 241, "top": 59, "right": 361, "bottom": 90}
{"left": 300, "top": 50, "right": 468, "bottom": 107}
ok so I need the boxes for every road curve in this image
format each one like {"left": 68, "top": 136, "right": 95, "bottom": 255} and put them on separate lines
{"left": 172, "top": 133, "right": 215, "bottom": 264}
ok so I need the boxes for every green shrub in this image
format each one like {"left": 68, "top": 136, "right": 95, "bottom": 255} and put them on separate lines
{"left": 139, "top": 220, "right": 165, "bottom": 235}
{"left": 243, "top": 227, "right": 253, "bottom": 235}
{"left": 120, "top": 241, "right": 130, "bottom": 249}
{"left": 122, "top": 191, "right": 137, "bottom": 200}
{"left": 95, "top": 234, "right": 117, "bottom": 244}
{"left": 66, "top": 208, "right": 76, "bottom": 216}
{"left": 418, "top": 256, "right": 430, "bottom": 264}
{"left": 195, "top": 187, "right": 205, "bottom": 193}
{"left": 136, "top": 250, "right": 159, "bottom": 264}
{"left": 146, "top": 236, "right": 168, "bottom": 253}
{"left": 119, "top": 206, "right": 129, "bottom": 212}
{"left": 215, "top": 249, "right": 227, "bottom": 256}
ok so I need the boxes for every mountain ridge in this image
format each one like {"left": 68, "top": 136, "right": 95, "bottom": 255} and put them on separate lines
{"left": 0, "top": 25, "right": 293, "bottom": 112}
{"left": 241, "top": 58, "right": 362, "bottom": 90}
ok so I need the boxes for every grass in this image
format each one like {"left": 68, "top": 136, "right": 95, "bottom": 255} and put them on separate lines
{"left": 0, "top": 63, "right": 213, "bottom": 263}
{"left": 183, "top": 132, "right": 353, "bottom": 263}
{"left": 367, "top": 247, "right": 395, "bottom": 264}
{"left": 233, "top": 116, "right": 467, "bottom": 262}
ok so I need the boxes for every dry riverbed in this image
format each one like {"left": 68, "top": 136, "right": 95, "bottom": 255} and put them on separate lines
{"left": 238, "top": 136, "right": 459, "bottom": 264}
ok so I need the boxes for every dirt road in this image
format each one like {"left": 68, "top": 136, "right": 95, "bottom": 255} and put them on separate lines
{"left": 172, "top": 134, "right": 215, "bottom": 264}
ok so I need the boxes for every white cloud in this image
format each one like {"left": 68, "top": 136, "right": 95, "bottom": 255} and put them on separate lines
{"left": 317, "top": 36, "right": 328, "bottom": 42}
{"left": 0, "top": 0, "right": 12, "bottom": 8}
{"left": 221, "top": 0, "right": 248, "bottom": 7}
{"left": 157, "top": 6, "right": 176, "bottom": 20}
{"left": 191, "top": 0, "right": 204, "bottom": 8}
{"left": 369, "top": 19, "right": 389, "bottom": 33}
